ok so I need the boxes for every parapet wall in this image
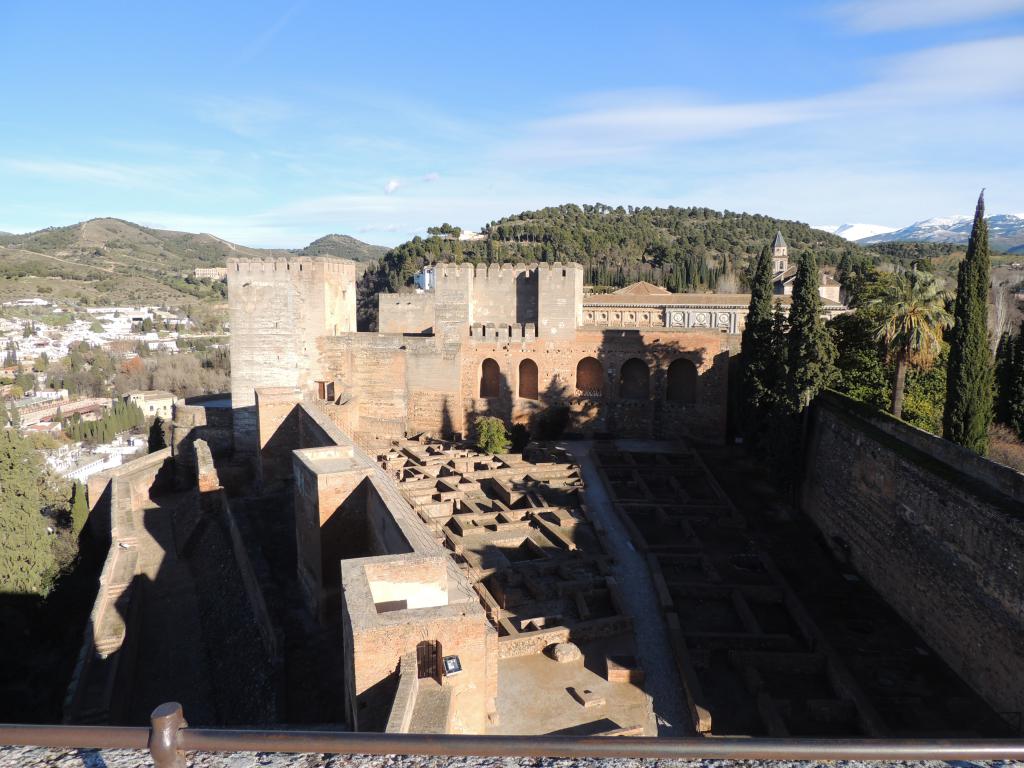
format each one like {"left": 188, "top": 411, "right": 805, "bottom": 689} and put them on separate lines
{"left": 67, "top": 448, "right": 173, "bottom": 724}
{"left": 799, "top": 391, "right": 1024, "bottom": 723}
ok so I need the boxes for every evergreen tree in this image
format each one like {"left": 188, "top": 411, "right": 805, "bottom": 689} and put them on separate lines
{"left": 995, "top": 331, "right": 1016, "bottom": 424}
{"left": 786, "top": 251, "right": 836, "bottom": 413}
{"left": 9, "top": 406, "right": 20, "bottom": 430}
{"left": 0, "top": 399, "right": 7, "bottom": 428}
{"left": 1006, "top": 322, "right": 1024, "bottom": 439}
{"left": 475, "top": 416, "right": 510, "bottom": 454}
{"left": 739, "top": 245, "right": 777, "bottom": 434}
{"left": 0, "top": 429, "right": 60, "bottom": 595}
{"left": 943, "top": 191, "right": 994, "bottom": 454}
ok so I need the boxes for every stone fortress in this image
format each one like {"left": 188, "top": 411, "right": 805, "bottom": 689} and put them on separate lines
{"left": 229, "top": 231, "right": 842, "bottom": 455}
{"left": 64, "top": 233, "right": 1021, "bottom": 741}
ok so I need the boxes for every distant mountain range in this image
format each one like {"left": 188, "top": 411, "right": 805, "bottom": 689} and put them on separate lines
{"left": 819, "top": 214, "right": 1024, "bottom": 253}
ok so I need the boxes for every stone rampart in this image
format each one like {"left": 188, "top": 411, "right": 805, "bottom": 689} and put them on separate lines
{"left": 800, "top": 391, "right": 1024, "bottom": 724}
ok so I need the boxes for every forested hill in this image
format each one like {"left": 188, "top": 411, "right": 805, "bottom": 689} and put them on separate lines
{"left": 366, "top": 204, "right": 865, "bottom": 297}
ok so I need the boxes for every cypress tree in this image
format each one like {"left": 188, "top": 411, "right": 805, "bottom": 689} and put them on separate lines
{"left": 786, "top": 251, "right": 836, "bottom": 413}
{"left": 1008, "top": 321, "right": 1024, "bottom": 438}
{"left": 994, "top": 331, "right": 1016, "bottom": 424}
{"left": 740, "top": 245, "right": 777, "bottom": 434}
{"left": 943, "top": 191, "right": 994, "bottom": 454}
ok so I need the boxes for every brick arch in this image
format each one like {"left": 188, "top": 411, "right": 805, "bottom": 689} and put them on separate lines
{"left": 575, "top": 357, "right": 603, "bottom": 396}
{"left": 667, "top": 358, "right": 697, "bottom": 404}
{"left": 619, "top": 358, "right": 650, "bottom": 400}
{"left": 480, "top": 358, "right": 500, "bottom": 399}
{"left": 518, "top": 358, "right": 539, "bottom": 400}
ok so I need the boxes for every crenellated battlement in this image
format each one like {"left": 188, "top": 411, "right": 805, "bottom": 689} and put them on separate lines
{"left": 227, "top": 256, "right": 355, "bottom": 275}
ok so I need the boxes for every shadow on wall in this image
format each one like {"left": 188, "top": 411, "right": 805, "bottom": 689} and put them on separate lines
{"left": 63, "top": 452, "right": 279, "bottom": 728}
{"left": 464, "top": 328, "right": 729, "bottom": 443}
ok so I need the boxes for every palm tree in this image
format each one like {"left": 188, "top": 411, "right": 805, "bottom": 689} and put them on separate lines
{"left": 870, "top": 269, "right": 952, "bottom": 419}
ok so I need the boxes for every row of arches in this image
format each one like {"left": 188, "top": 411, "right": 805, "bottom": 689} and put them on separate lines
{"left": 479, "top": 356, "right": 698, "bottom": 404}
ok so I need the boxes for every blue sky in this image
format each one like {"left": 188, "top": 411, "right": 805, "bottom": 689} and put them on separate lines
{"left": 1, "top": 0, "right": 1023, "bottom": 247}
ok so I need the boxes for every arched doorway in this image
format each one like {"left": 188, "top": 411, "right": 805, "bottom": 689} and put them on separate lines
{"left": 619, "top": 358, "right": 650, "bottom": 400}
{"left": 575, "top": 357, "right": 604, "bottom": 396}
{"left": 666, "top": 359, "right": 698, "bottom": 404}
{"left": 480, "top": 358, "right": 500, "bottom": 398}
{"left": 518, "top": 359, "right": 538, "bottom": 400}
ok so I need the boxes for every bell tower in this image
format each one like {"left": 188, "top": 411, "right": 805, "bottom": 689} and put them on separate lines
{"left": 771, "top": 231, "right": 788, "bottom": 274}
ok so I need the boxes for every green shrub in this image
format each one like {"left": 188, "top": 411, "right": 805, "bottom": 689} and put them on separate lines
{"left": 475, "top": 416, "right": 510, "bottom": 454}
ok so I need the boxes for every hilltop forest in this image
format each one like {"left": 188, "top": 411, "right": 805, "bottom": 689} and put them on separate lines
{"left": 358, "top": 203, "right": 961, "bottom": 328}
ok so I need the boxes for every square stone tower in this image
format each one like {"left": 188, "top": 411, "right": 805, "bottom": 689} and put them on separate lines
{"left": 228, "top": 256, "right": 357, "bottom": 455}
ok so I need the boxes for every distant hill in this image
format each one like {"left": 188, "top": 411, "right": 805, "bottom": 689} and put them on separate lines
{"left": 367, "top": 203, "right": 868, "bottom": 297}
{"left": 857, "top": 214, "right": 1024, "bottom": 252}
{"left": 299, "top": 234, "right": 388, "bottom": 262}
{"left": 0, "top": 218, "right": 385, "bottom": 306}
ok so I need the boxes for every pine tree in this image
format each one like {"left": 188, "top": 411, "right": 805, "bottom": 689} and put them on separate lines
{"left": 786, "top": 251, "right": 836, "bottom": 413}
{"left": 740, "top": 245, "right": 777, "bottom": 434}
{"left": 943, "top": 191, "right": 994, "bottom": 454}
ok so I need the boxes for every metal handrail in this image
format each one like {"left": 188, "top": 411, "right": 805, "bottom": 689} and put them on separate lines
{"left": 0, "top": 703, "right": 1022, "bottom": 768}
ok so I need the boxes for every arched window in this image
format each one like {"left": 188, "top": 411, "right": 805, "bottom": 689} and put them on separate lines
{"left": 518, "top": 359, "right": 538, "bottom": 400}
{"left": 619, "top": 358, "right": 650, "bottom": 400}
{"left": 480, "top": 358, "right": 500, "bottom": 398}
{"left": 667, "top": 358, "right": 697, "bottom": 404}
{"left": 575, "top": 357, "right": 603, "bottom": 396}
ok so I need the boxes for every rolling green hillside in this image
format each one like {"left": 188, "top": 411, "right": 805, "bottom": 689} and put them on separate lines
{"left": 0, "top": 218, "right": 384, "bottom": 306}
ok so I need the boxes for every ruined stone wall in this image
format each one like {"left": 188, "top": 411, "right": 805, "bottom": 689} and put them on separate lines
{"left": 461, "top": 328, "right": 733, "bottom": 442}
{"left": 800, "top": 392, "right": 1024, "bottom": 723}
{"left": 171, "top": 402, "right": 233, "bottom": 487}
{"left": 228, "top": 256, "right": 356, "bottom": 454}
{"left": 377, "top": 292, "right": 435, "bottom": 334}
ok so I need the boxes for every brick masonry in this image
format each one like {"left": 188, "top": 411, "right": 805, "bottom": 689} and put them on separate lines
{"left": 800, "top": 392, "right": 1024, "bottom": 724}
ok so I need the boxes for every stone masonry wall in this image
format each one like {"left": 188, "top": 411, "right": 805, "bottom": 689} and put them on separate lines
{"left": 461, "top": 328, "right": 733, "bottom": 442}
{"left": 228, "top": 256, "right": 356, "bottom": 455}
{"left": 377, "top": 292, "right": 435, "bottom": 334}
{"left": 800, "top": 391, "right": 1024, "bottom": 723}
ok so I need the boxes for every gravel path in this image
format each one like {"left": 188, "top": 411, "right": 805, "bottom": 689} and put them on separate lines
{"left": 0, "top": 747, "right": 1017, "bottom": 768}
{"left": 562, "top": 440, "right": 691, "bottom": 736}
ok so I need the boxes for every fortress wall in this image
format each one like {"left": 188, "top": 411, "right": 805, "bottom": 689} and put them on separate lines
{"left": 228, "top": 257, "right": 355, "bottom": 454}
{"left": 536, "top": 262, "right": 584, "bottom": 340}
{"left": 461, "top": 328, "right": 732, "bottom": 442}
{"left": 470, "top": 262, "right": 538, "bottom": 328}
{"left": 432, "top": 263, "right": 474, "bottom": 338}
{"left": 800, "top": 391, "right": 1024, "bottom": 722}
{"left": 377, "top": 292, "right": 435, "bottom": 334}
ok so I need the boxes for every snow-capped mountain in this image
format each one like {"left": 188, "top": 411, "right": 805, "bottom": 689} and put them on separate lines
{"left": 857, "top": 214, "right": 1024, "bottom": 252}
{"left": 814, "top": 223, "right": 896, "bottom": 241}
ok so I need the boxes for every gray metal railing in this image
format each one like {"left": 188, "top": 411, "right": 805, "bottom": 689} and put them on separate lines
{"left": 1, "top": 703, "right": 1023, "bottom": 768}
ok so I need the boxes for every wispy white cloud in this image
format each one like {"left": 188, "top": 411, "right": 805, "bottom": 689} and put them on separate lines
{"left": 832, "top": 0, "right": 1024, "bottom": 32}
{"left": 384, "top": 178, "right": 401, "bottom": 194}
{"left": 502, "top": 35, "right": 1024, "bottom": 162}
{"left": 196, "top": 96, "right": 291, "bottom": 137}
{"left": 0, "top": 158, "right": 191, "bottom": 188}
{"left": 422, "top": 172, "right": 440, "bottom": 182}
